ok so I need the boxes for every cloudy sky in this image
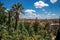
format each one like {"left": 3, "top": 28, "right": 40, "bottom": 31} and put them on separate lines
{"left": 0, "top": 0, "right": 60, "bottom": 19}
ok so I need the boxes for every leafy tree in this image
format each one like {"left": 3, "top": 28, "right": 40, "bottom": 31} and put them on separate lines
{"left": 45, "top": 22, "right": 50, "bottom": 32}
{"left": 33, "top": 18, "right": 39, "bottom": 34}
{"left": 0, "top": 25, "right": 8, "bottom": 40}
{"left": 23, "top": 22, "right": 35, "bottom": 36}
{"left": 12, "top": 3, "right": 24, "bottom": 30}
{"left": 0, "top": 2, "right": 7, "bottom": 40}
{"left": 0, "top": 2, "right": 7, "bottom": 25}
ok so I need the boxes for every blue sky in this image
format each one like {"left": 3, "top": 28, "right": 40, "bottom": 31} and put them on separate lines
{"left": 0, "top": 0, "right": 60, "bottom": 19}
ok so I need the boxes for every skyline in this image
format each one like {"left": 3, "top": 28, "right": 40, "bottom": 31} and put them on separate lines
{"left": 0, "top": 0, "right": 60, "bottom": 19}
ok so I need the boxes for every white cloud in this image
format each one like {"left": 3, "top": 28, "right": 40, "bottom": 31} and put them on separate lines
{"left": 52, "top": 14, "right": 56, "bottom": 15}
{"left": 47, "top": 13, "right": 51, "bottom": 16}
{"left": 20, "top": 10, "right": 41, "bottom": 19}
{"left": 46, "top": 13, "right": 59, "bottom": 19}
{"left": 22, "top": 9, "right": 41, "bottom": 19}
{"left": 20, "top": 14, "right": 41, "bottom": 19}
{"left": 47, "top": 13, "right": 56, "bottom": 16}
{"left": 5, "top": 9, "right": 10, "bottom": 13}
{"left": 30, "top": 13, "right": 36, "bottom": 16}
{"left": 34, "top": 1, "right": 49, "bottom": 8}
{"left": 50, "top": 0, "right": 57, "bottom": 3}
{"left": 28, "top": 13, "right": 41, "bottom": 19}
{"left": 25, "top": 9, "right": 36, "bottom": 14}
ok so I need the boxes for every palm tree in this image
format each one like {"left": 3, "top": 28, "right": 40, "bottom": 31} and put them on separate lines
{"left": 12, "top": 3, "right": 24, "bottom": 30}
{"left": 7, "top": 10, "right": 14, "bottom": 31}
{"left": 0, "top": 2, "right": 6, "bottom": 40}
{"left": 0, "top": 2, "right": 6, "bottom": 24}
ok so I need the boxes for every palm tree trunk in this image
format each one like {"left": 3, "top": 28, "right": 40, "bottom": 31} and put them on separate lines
{"left": 15, "top": 18, "right": 18, "bottom": 30}
{"left": 7, "top": 13, "right": 11, "bottom": 31}
{"left": 15, "top": 12, "right": 19, "bottom": 30}
{"left": 0, "top": 36, "right": 2, "bottom": 40}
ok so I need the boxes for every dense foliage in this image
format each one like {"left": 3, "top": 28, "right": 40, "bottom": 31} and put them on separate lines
{"left": 0, "top": 22, "right": 52, "bottom": 40}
